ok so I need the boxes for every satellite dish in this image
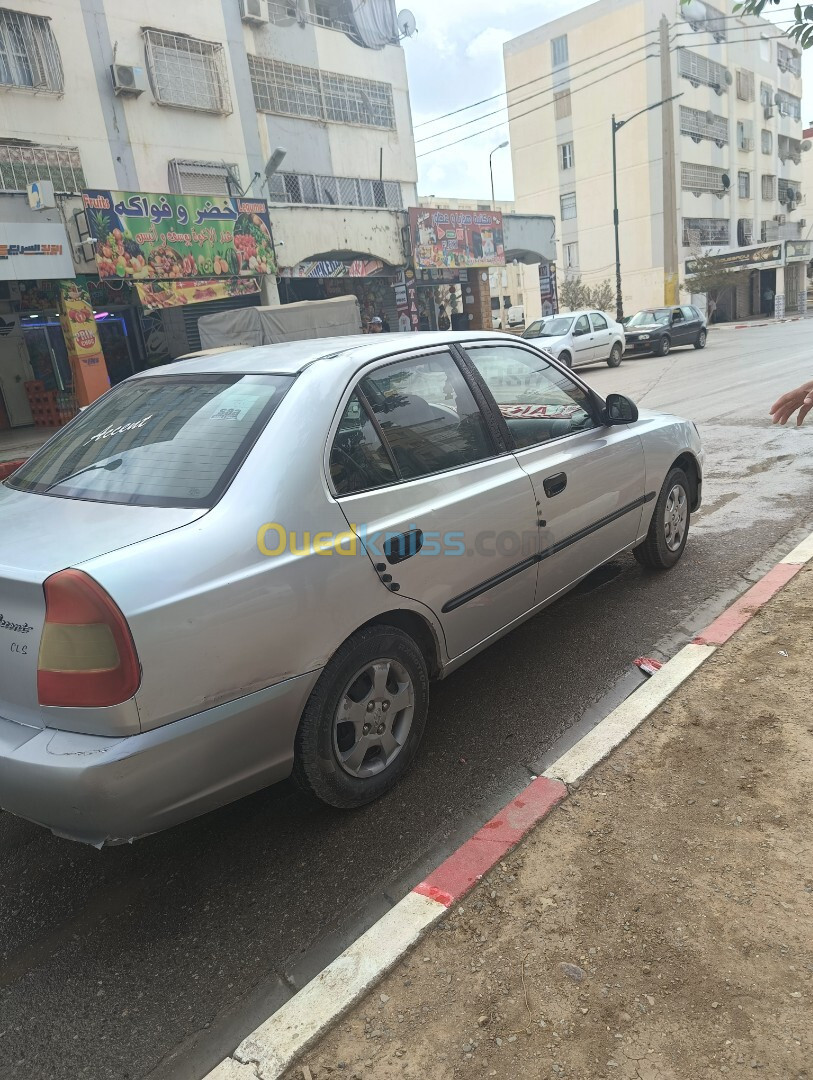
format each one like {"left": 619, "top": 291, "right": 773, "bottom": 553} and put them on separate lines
{"left": 683, "top": 0, "right": 706, "bottom": 20}
{"left": 724, "top": 70, "right": 733, "bottom": 86}
{"left": 721, "top": 173, "right": 731, "bottom": 189}
{"left": 398, "top": 8, "right": 418, "bottom": 38}
{"left": 801, "top": 140, "right": 812, "bottom": 152}
{"left": 705, "top": 110, "right": 715, "bottom": 125}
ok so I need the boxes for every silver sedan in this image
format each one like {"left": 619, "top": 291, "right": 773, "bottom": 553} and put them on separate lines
{"left": 0, "top": 331, "right": 702, "bottom": 844}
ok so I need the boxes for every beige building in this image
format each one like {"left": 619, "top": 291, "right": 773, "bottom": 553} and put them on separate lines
{"left": 504, "top": 0, "right": 809, "bottom": 320}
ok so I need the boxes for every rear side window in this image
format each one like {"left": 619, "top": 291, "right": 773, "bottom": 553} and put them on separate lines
{"left": 359, "top": 351, "right": 493, "bottom": 482}
{"left": 681, "top": 306, "right": 697, "bottom": 321}
{"left": 7, "top": 374, "right": 293, "bottom": 508}
{"left": 590, "top": 313, "right": 608, "bottom": 331}
{"left": 330, "top": 393, "right": 397, "bottom": 496}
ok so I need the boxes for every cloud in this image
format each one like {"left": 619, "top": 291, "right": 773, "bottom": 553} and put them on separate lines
{"left": 465, "top": 27, "right": 514, "bottom": 62}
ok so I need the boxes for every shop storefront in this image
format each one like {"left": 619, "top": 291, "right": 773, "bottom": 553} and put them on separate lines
{"left": 278, "top": 258, "right": 400, "bottom": 331}
{"left": 686, "top": 240, "right": 811, "bottom": 322}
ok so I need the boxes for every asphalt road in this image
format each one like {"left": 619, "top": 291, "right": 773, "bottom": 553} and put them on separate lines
{"left": 1, "top": 322, "right": 812, "bottom": 1080}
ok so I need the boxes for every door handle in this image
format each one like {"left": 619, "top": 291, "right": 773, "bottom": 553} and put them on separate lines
{"left": 543, "top": 472, "right": 567, "bottom": 498}
{"left": 384, "top": 528, "right": 424, "bottom": 565}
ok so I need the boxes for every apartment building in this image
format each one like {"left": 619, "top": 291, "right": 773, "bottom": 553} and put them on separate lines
{"left": 0, "top": 0, "right": 418, "bottom": 429}
{"left": 504, "top": 0, "right": 809, "bottom": 320}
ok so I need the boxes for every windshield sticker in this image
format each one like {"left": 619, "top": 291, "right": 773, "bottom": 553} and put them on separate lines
{"left": 208, "top": 389, "right": 268, "bottom": 422}
{"left": 0, "top": 613, "right": 34, "bottom": 635}
{"left": 88, "top": 415, "right": 154, "bottom": 443}
{"left": 500, "top": 404, "right": 581, "bottom": 418}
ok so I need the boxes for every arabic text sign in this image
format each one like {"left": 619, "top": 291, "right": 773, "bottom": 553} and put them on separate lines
{"left": 409, "top": 207, "right": 505, "bottom": 270}
{"left": 82, "top": 190, "right": 276, "bottom": 281}
{"left": 0, "top": 222, "right": 73, "bottom": 280}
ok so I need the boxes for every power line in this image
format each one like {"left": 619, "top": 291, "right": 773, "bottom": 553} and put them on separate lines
{"left": 416, "top": 39, "right": 656, "bottom": 145}
{"left": 417, "top": 50, "right": 659, "bottom": 159}
{"left": 415, "top": 27, "right": 659, "bottom": 131}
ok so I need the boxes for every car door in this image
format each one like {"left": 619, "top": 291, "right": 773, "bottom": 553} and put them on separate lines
{"left": 328, "top": 346, "right": 540, "bottom": 660}
{"left": 670, "top": 307, "right": 690, "bottom": 346}
{"left": 459, "top": 341, "right": 648, "bottom": 606}
{"left": 571, "top": 313, "right": 595, "bottom": 366}
{"left": 681, "top": 305, "right": 702, "bottom": 342}
{"left": 589, "top": 311, "right": 612, "bottom": 361}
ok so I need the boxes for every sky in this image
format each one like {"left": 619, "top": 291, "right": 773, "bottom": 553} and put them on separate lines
{"left": 400, "top": 0, "right": 813, "bottom": 203}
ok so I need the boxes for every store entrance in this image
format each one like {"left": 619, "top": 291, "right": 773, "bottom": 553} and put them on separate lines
{"left": 21, "top": 318, "right": 72, "bottom": 391}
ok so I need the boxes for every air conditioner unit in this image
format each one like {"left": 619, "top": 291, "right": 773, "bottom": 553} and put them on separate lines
{"left": 744, "top": 138, "right": 754, "bottom": 151}
{"left": 764, "top": 106, "right": 774, "bottom": 120}
{"left": 111, "top": 64, "right": 146, "bottom": 96}
{"left": 241, "top": 0, "right": 270, "bottom": 24}
{"left": 774, "top": 213, "right": 786, "bottom": 224}
{"left": 798, "top": 219, "right": 807, "bottom": 227}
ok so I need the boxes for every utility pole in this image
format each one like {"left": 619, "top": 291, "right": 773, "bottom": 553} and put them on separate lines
{"left": 612, "top": 115, "right": 623, "bottom": 322}
{"left": 660, "top": 15, "right": 679, "bottom": 306}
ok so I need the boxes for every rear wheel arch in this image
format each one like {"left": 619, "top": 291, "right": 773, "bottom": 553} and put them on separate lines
{"left": 359, "top": 609, "right": 444, "bottom": 679}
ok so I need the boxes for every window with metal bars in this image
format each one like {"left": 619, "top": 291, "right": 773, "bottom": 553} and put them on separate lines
{"left": 143, "top": 29, "right": 231, "bottom": 114}
{"left": 168, "top": 160, "right": 239, "bottom": 196}
{"left": 761, "top": 174, "right": 776, "bottom": 200}
{"left": 775, "top": 90, "right": 801, "bottom": 120}
{"left": 737, "top": 171, "right": 750, "bottom": 198}
{"left": 267, "top": 171, "right": 402, "bottom": 209}
{"left": 553, "top": 89, "right": 571, "bottom": 120}
{"left": 682, "top": 218, "right": 729, "bottom": 246}
{"left": 736, "top": 69, "right": 754, "bottom": 102}
{"left": 778, "top": 178, "right": 801, "bottom": 205}
{"left": 677, "top": 49, "right": 728, "bottom": 93}
{"left": 777, "top": 44, "right": 801, "bottom": 77}
{"left": 0, "top": 8, "right": 63, "bottom": 93}
{"left": 736, "top": 218, "right": 753, "bottom": 246}
{"left": 248, "top": 54, "right": 394, "bottom": 129}
{"left": 681, "top": 162, "right": 729, "bottom": 195}
{"left": 0, "top": 142, "right": 84, "bottom": 192}
{"left": 679, "top": 105, "right": 727, "bottom": 145}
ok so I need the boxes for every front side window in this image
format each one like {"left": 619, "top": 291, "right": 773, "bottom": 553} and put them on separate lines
{"left": 144, "top": 29, "right": 231, "bottom": 114}
{"left": 463, "top": 345, "right": 596, "bottom": 450}
{"left": 330, "top": 392, "right": 397, "bottom": 496}
{"left": 359, "top": 352, "right": 493, "bottom": 482}
{"left": 574, "top": 314, "right": 590, "bottom": 335}
{"left": 560, "top": 192, "right": 577, "bottom": 220}
{"left": 7, "top": 375, "right": 291, "bottom": 508}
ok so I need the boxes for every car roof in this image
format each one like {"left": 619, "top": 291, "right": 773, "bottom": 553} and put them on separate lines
{"left": 133, "top": 331, "right": 529, "bottom": 379}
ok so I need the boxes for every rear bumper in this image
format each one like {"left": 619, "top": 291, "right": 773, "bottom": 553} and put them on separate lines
{"left": 0, "top": 669, "right": 321, "bottom": 846}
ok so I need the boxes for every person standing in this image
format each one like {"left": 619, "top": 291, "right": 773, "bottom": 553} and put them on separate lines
{"left": 762, "top": 285, "right": 775, "bottom": 316}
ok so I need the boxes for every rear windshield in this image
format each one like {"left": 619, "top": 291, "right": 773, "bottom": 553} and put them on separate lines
{"left": 7, "top": 373, "right": 293, "bottom": 508}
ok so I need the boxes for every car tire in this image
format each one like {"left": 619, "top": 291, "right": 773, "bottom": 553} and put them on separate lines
{"left": 293, "top": 625, "right": 429, "bottom": 808}
{"left": 634, "top": 467, "right": 691, "bottom": 570}
{"left": 657, "top": 336, "right": 671, "bottom": 357}
{"left": 694, "top": 330, "right": 707, "bottom": 350}
{"left": 559, "top": 351, "right": 573, "bottom": 368}
{"left": 607, "top": 343, "right": 623, "bottom": 368}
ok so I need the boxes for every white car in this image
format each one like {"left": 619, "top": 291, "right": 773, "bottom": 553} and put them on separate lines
{"left": 522, "top": 310, "right": 626, "bottom": 369}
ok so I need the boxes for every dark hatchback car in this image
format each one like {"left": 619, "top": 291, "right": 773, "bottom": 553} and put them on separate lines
{"left": 624, "top": 306, "right": 707, "bottom": 357}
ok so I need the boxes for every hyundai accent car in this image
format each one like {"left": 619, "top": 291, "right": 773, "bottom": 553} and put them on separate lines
{"left": 0, "top": 332, "right": 702, "bottom": 844}
{"left": 522, "top": 310, "right": 626, "bottom": 368}
{"left": 624, "top": 306, "right": 707, "bottom": 356}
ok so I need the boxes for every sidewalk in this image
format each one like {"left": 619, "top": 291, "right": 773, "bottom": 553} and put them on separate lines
{"left": 283, "top": 568, "right": 813, "bottom": 1080}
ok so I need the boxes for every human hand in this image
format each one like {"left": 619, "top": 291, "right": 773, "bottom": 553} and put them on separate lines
{"left": 770, "top": 380, "right": 813, "bottom": 426}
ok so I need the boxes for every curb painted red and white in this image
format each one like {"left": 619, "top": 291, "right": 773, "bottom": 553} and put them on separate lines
{"left": 713, "top": 315, "right": 804, "bottom": 331}
{"left": 204, "top": 529, "right": 813, "bottom": 1080}
{"left": 0, "top": 459, "right": 25, "bottom": 481}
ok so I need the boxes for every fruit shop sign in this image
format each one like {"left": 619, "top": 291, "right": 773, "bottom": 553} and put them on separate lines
{"left": 82, "top": 190, "right": 276, "bottom": 281}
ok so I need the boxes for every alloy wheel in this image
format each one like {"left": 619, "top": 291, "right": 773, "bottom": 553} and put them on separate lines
{"left": 664, "top": 484, "right": 688, "bottom": 552}
{"left": 333, "top": 658, "right": 415, "bottom": 778}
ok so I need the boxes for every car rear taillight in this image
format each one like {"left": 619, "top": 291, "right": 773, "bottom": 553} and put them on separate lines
{"left": 38, "top": 569, "right": 140, "bottom": 708}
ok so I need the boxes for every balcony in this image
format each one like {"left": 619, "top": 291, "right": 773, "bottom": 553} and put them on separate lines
{"left": 682, "top": 162, "right": 730, "bottom": 197}
{"left": 0, "top": 142, "right": 85, "bottom": 192}
{"left": 680, "top": 105, "right": 728, "bottom": 146}
{"left": 677, "top": 49, "right": 729, "bottom": 94}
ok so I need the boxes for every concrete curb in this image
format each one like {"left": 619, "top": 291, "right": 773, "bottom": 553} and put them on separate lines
{"left": 712, "top": 315, "right": 804, "bottom": 330}
{"left": 0, "top": 459, "right": 25, "bottom": 480}
{"left": 203, "top": 528, "right": 813, "bottom": 1080}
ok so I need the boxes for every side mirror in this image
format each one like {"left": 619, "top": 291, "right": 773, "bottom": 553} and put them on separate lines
{"left": 605, "top": 393, "right": 639, "bottom": 425}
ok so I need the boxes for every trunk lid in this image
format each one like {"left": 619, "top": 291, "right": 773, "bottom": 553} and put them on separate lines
{"left": 0, "top": 483, "right": 204, "bottom": 727}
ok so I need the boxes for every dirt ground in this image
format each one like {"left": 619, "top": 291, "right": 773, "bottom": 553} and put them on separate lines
{"left": 284, "top": 569, "right": 813, "bottom": 1080}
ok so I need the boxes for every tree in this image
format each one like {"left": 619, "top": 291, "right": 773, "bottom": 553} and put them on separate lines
{"left": 684, "top": 1, "right": 813, "bottom": 49}
{"left": 559, "top": 275, "right": 615, "bottom": 311}
{"left": 682, "top": 251, "right": 751, "bottom": 322}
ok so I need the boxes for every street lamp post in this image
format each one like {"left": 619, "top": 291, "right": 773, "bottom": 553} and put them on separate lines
{"left": 489, "top": 141, "right": 509, "bottom": 211}
{"left": 611, "top": 93, "right": 682, "bottom": 322}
